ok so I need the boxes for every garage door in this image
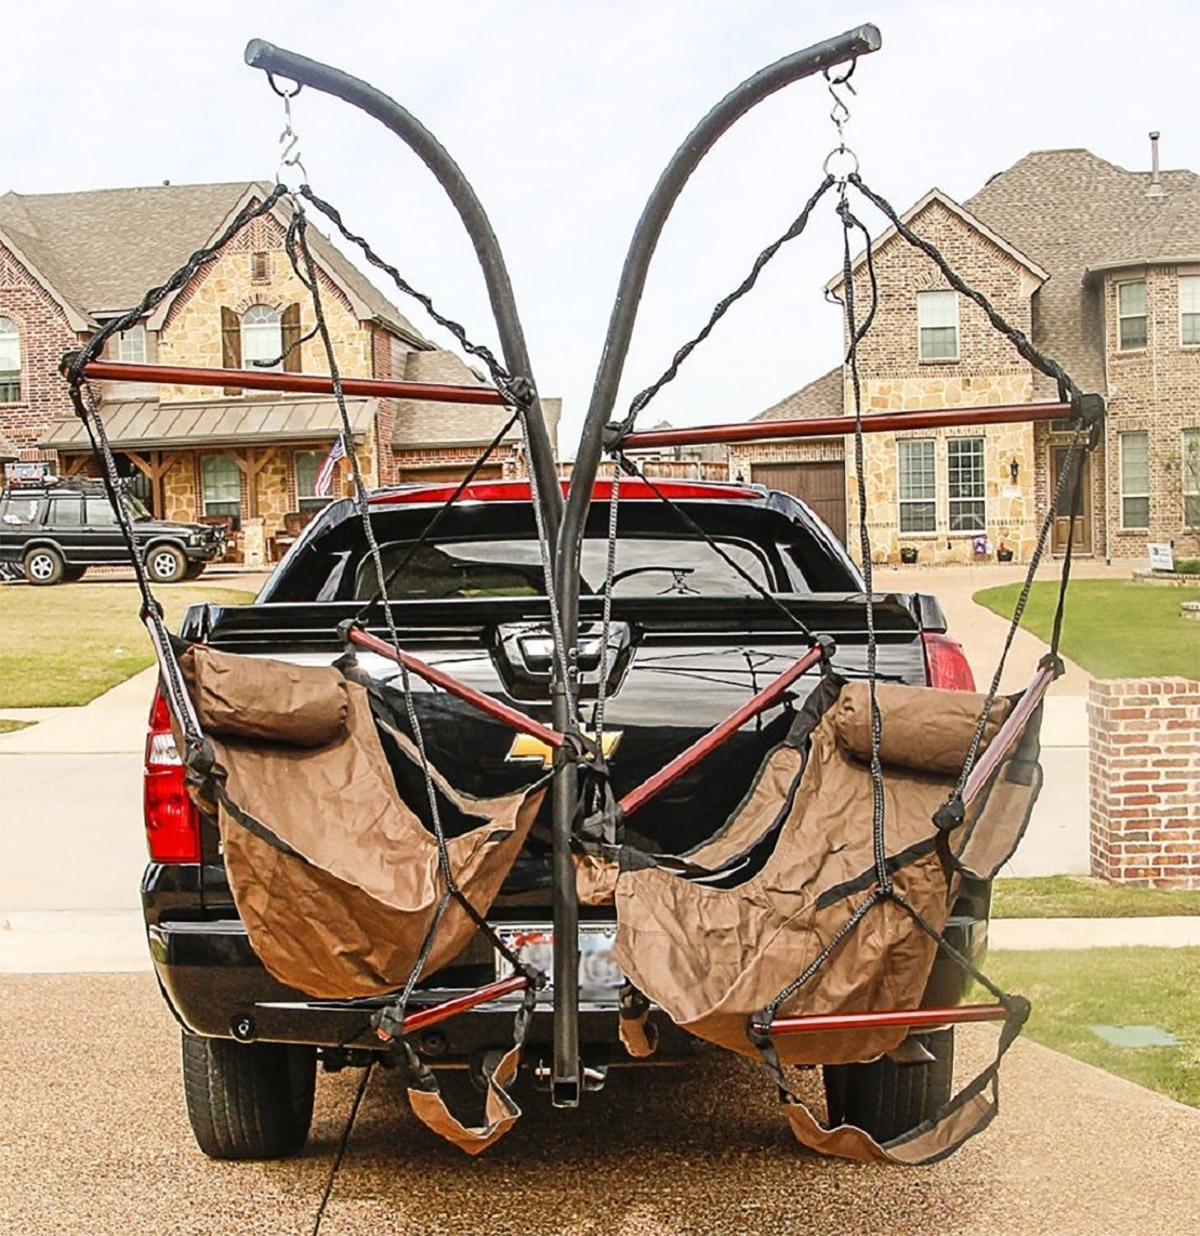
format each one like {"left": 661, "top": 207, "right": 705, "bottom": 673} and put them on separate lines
{"left": 397, "top": 463, "right": 504, "bottom": 484}
{"left": 751, "top": 461, "right": 847, "bottom": 544}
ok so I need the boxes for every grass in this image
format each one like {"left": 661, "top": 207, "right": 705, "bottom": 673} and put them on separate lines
{"left": 0, "top": 581, "right": 255, "bottom": 707}
{"left": 993, "top": 875, "right": 1200, "bottom": 919}
{"left": 973, "top": 579, "right": 1200, "bottom": 678}
{"left": 0, "top": 719, "right": 33, "bottom": 734}
{"left": 983, "top": 947, "right": 1200, "bottom": 1108}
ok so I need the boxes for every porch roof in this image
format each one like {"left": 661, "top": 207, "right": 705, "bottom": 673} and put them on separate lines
{"left": 40, "top": 396, "right": 376, "bottom": 452}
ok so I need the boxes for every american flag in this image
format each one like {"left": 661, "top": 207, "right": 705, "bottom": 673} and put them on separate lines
{"left": 314, "top": 436, "right": 346, "bottom": 498}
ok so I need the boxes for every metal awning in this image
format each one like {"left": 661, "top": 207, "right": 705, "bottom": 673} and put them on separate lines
{"left": 40, "top": 396, "right": 376, "bottom": 452}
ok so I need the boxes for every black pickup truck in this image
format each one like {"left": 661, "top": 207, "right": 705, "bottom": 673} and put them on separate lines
{"left": 142, "top": 477, "right": 987, "bottom": 1159}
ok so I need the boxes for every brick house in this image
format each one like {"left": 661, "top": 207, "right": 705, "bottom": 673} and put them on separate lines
{"left": 734, "top": 146, "right": 1200, "bottom": 565}
{"left": 0, "top": 181, "right": 557, "bottom": 559}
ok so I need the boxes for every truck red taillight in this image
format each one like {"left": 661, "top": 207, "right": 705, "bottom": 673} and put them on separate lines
{"left": 921, "top": 632, "right": 976, "bottom": 691}
{"left": 144, "top": 688, "right": 201, "bottom": 863}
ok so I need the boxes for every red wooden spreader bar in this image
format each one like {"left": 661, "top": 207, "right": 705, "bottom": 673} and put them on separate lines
{"left": 73, "top": 359, "right": 509, "bottom": 406}
{"left": 768, "top": 1003, "right": 1008, "bottom": 1036}
{"left": 620, "top": 401, "right": 1074, "bottom": 451}
{"left": 381, "top": 974, "right": 531, "bottom": 1040}
{"left": 959, "top": 658, "right": 1056, "bottom": 810}
{"left": 347, "top": 625, "right": 565, "bottom": 750}
{"left": 619, "top": 642, "right": 827, "bottom": 819}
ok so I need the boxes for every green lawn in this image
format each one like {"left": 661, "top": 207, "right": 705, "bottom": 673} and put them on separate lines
{"left": 0, "top": 719, "right": 34, "bottom": 734}
{"left": 0, "top": 582, "right": 255, "bottom": 707}
{"left": 973, "top": 579, "right": 1199, "bottom": 679}
{"left": 984, "top": 948, "right": 1200, "bottom": 1108}
{"left": 994, "top": 875, "right": 1200, "bottom": 919}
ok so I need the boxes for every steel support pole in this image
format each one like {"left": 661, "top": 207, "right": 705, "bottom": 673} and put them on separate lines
{"left": 242, "top": 39, "right": 562, "bottom": 537}
{"left": 549, "top": 23, "right": 881, "bottom": 1106}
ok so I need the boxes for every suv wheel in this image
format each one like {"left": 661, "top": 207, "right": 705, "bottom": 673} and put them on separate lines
{"left": 181, "top": 1032, "right": 316, "bottom": 1160}
{"left": 147, "top": 544, "right": 187, "bottom": 583}
{"left": 822, "top": 1028, "right": 954, "bottom": 1144}
{"left": 23, "top": 547, "right": 65, "bottom": 586}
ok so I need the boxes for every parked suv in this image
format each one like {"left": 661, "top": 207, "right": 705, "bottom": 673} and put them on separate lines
{"left": 0, "top": 477, "right": 225, "bottom": 585}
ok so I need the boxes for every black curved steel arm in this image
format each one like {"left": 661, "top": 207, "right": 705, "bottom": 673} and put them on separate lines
{"left": 243, "top": 38, "right": 562, "bottom": 538}
{"left": 558, "top": 22, "right": 882, "bottom": 603}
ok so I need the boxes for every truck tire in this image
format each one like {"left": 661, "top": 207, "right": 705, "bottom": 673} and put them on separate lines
{"left": 147, "top": 543, "right": 187, "bottom": 583}
{"left": 822, "top": 1029, "right": 954, "bottom": 1144}
{"left": 181, "top": 1031, "right": 316, "bottom": 1160}
{"left": 23, "top": 546, "right": 65, "bottom": 586}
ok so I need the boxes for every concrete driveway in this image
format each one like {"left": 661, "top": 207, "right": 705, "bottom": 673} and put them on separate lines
{"left": 1, "top": 973, "right": 1197, "bottom": 1236}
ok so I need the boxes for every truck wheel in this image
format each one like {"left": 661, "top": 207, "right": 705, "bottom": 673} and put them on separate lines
{"left": 181, "top": 1031, "right": 316, "bottom": 1160}
{"left": 822, "top": 1029, "right": 954, "bottom": 1144}
{"left": 23, "top": 547, "right": 65, "bottom": 586}
{"left": 147, "top": 544, "right": 187, "bottom": 583}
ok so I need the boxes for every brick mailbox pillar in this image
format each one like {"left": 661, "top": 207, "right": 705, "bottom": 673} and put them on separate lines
{"left": 1088, "top": 678, "right": 1200, "bottom": 888}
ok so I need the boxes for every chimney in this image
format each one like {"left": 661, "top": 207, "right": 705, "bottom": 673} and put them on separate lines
{"left": 1147, "top": 131, "right": 1165, "bottom": 198}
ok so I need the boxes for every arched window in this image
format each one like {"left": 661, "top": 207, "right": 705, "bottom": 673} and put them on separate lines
{"left": 241, "top": 304, "right": 282, "bottom": 372}
{"left": 0, "top": 317, "right": 21, "bottom": 402}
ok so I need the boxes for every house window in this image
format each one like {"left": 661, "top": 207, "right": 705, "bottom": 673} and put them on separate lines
{"left": 1117, "top": 280, "right": 1148, "bottom": 351}
{"left": 917, "top": 290, "right": 958, "bottom": 361}
{"left": 117, "top": 324, "right": 146, "bottom": 364}
{"left": 241, "top": 305, "right": 283, "bottom": 371}
{"left": 0, "top": 316, "right": 21, "bottom": 402}
{"left": 1181, "top": 275, "right": 1200, "bottom": 346}
{"left": 201, "top": 454, "right": 242, "bottom": 526}
{"left": 294, "top": 450, "right": 328, "bottom": 513}
{"left": 1119, "top": 431, "right": 1150, "bottom": 529}
{"left": 898, "top": 438, "right": 937, "bottom": 533}
{"left": 947, "top": 436, "right": 986, "bottom": 531}
{"left": 251, "top": 252, "right": 271, "bottom": 283}
{"left": 1183, "top": 429, "right": 1200, "bottom": 527}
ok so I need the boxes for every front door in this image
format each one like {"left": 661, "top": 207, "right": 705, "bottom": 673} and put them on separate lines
{"left": 1050, "top": 447, "right": 1092, "bottom": 555}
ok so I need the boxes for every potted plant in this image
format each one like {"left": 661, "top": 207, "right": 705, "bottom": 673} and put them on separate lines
{"left": 899, "top": 545, "right": 918, "bottom": 565}
{"left": 996, "top": 540, "right": 1014, "bottom": 563}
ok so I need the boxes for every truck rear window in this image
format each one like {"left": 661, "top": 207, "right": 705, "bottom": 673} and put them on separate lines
{"left": 354, "top": 536, "right": 775, "bottom": 600}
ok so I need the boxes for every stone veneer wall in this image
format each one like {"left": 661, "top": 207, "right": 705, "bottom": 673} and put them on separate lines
{"left": 1089, "top": 678, "right": 1200, "bottom": 888}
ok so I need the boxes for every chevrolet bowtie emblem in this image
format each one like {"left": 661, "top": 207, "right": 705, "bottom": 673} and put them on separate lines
{"left": 506, "top": 730, "right": 623, "bottom": 768}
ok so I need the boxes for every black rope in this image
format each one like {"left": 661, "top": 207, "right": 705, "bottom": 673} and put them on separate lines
{"left": 310, "top": 1061, "right": 373, "bottom": 1236}
{"left": 836, "top": 191, "right": 889, "bottom": 892}
{"left": 612, "top": 175, "right": 836, "bottom": 443}
{"left": 289, "top": 205, "right": 538, "bottom": 994}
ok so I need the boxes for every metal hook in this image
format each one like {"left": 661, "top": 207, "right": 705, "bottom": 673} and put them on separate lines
{"left": 274, "top": 80, "right": 309, "bottom": 186}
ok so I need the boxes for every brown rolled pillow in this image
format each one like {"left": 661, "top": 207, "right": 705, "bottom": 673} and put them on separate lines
{"left": 180, "top": 643, "right": 349, "bottom": 748}
{"left": 832, "top": 681, "right": 1010, "bottom": 776}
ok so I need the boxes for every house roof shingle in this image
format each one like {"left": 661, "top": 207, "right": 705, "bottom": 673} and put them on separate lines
{"left": 965, "top": 148, "right": 1200, "bottom": 391}
{"left": 0, "top": 181, "right": 428, "bottom": 344}
{"left": 751, "top": 366, "right": 843, "bottom": 423}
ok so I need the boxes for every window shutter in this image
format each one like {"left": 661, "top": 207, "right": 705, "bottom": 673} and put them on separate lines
{"left": 281, "top": 303, "right": 302, "bottom": 373}
{"left": 221, "top": 307, "right": 242, "bottom": 395}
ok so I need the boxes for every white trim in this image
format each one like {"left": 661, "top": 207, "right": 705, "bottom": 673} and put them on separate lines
{"left": 897, "top": 437, "right": 937, "bottom": 534}
{"left": 825, "top": 188, "right": 1050, "bottom": 293}
{"left": 946, "top": 434, "right": 987, "bottom": 533}
{"left": 1118, "top": 429, "right": 1150, "bottom": 530}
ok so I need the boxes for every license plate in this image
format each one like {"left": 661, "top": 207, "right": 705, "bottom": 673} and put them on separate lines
{"left": 494, "top": 923, "right": 623, "bottom": 999}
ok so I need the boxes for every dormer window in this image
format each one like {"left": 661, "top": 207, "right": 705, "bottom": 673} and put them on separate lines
{"left": 1181, "top": 275, "right": 1200, "bottom": 346}
{"left": 1117, "top": 280, "right": 1147, "bottom": 351}
{"left": 917, "top": 290, "right": 958, "bottom": 361}
{"left": 0, "top": 316, "right": 20, "bottom": 402}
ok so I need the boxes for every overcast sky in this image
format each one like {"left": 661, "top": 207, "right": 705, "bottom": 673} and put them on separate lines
{"left": 6, "top": 1, "right": 1197, "bottom": 455}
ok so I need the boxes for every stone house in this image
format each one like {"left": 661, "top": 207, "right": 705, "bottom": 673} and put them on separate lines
{"left": 733, "top": 146, "right": 1200, "bottom": 565}
{"left": 0, "top": 181, "right": 558, "bottom": 560}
